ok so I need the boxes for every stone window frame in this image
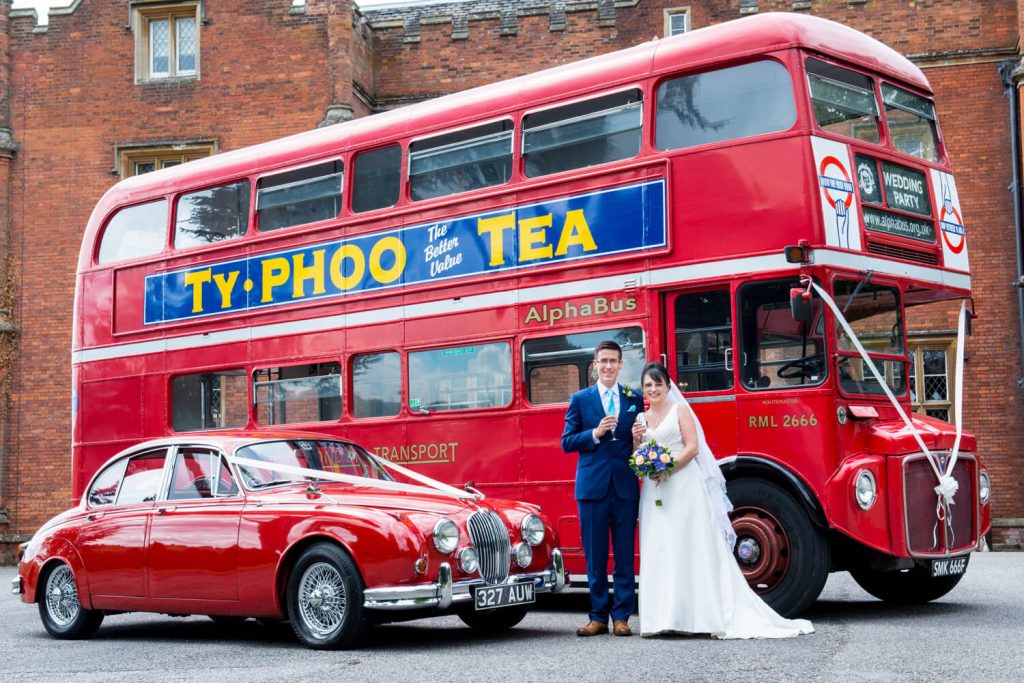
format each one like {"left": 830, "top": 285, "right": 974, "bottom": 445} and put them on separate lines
{"left": 907, "top": 335, "right": 958, "bottom": 425}
{"left": 131, "top": 1, "right": 203, "bottom": 83}
{"left": 663, "top": 7, "right": 690, "bottom": 37}
{"left": 114, "top": 140, "right": 217, "bottom": 178}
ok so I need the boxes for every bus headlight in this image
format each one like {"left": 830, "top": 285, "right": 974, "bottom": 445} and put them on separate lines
{"left": 979, "top": 469, "right": 991, "bottom": 505}
{"left": 513, "top": 542, "right": 533, "bottom": 568}
{"left": 432, "top": 519, "right": 459, "bottom": 554}
{"left": 854, "top": 470, "right": 877, "bottom": 510}
{"left": 520, "top": 514, "right": 545, "bottom": 546}
{"left": 457, "top": 547, "right": 479, "bottom": 574}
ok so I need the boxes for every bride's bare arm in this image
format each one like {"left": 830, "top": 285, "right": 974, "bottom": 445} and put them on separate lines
{"left": 674, "top": 404, "right": 699, "bottom": 467}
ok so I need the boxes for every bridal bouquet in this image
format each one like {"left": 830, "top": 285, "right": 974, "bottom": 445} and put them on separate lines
{"left": 631, "top": 438, "right": 675, "bottom": 506}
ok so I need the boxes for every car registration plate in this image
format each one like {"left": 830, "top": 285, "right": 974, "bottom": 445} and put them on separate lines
{"left": 930, "top": 556, "right": 967, "bottom": 577}
{"left": 473, "top": 582, "right": 535, "bottom": 610}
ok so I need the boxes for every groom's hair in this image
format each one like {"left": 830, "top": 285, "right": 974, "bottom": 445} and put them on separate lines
{"left": 593, "top": 340, "right": 622, "bottom": 359}
{"left": 641, "top": 361, "right": 671, "bottom": 386}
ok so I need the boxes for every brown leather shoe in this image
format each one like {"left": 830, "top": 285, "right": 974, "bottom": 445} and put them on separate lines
{"left": 613, "top": 620, "right": 633, "bottom": 636}
{"left": 576, "top": 620, "right": 609, "bottom": 637}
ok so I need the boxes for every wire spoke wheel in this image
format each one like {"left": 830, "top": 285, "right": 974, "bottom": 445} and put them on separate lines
{"left": 298, "top": 562, "right": 348, "bottom": 637}
{"left": 44, "top": 564, "right": 82, "bottom": 627}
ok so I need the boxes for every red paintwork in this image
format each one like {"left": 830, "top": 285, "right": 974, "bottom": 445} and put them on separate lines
{"left": 69, "top": 13, "right": 989, "bottom": 597}
{"left": 20, "top": 433, "right": 560, "bottom": 620}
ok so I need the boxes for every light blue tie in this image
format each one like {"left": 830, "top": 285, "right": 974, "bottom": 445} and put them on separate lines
{"left": 606, "top": 389, "right": 616, "bottom": 416}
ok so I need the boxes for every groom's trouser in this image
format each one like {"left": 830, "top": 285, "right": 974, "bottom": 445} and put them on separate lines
{"left": 578, "top": 486, "right": 639, "bottom": 623}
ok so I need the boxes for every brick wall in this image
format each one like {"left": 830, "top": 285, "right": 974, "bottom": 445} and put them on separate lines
{"left": 0, "top": 0, "right": 1021, "bottom": 554}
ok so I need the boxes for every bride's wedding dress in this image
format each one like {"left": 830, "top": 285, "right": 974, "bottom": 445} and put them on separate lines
{"left": 638, "top": 409, "right": 814, "bottom": 638}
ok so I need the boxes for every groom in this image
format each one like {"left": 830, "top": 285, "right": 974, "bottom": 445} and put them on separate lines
{"left": 561, "top": 340, "right": 643, "bottom": 637}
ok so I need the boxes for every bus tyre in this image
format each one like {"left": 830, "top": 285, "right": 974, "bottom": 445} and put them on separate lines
{"left": 287, "top": 543, "right": 367, "bottom": 650}
{"left": 727, "top": 478, "right": 830, "bottom": 617}
{"left": 458, "top": 604, "right": 529, "bottom": 632}
{"left": 850, "top": 558, "right": 968, "bottom": 605}
{"left": 38, "top": 561, "right": 104, "bottom": 639}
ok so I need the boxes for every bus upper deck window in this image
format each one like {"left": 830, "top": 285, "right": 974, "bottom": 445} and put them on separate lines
{"left": 97, "top": 199, "right": 168, "bottom": 264}
{"left": 881, "top": 84, "right": 939, "bottom": 163}
{"left": 256, "top": 160, "right": 342, "bottom": 232}
{"left": 806, "top": 58, "right": 880, "bottom": 144}
{"left": 523, "top": 89, "right": 642, "bottom": 177}
{"left": 353, "top": 145, "right": 401, "bottom": 213}
{"left": 174, "top": 180, "right": 251, "bottom": 249}
{"left": 409, "top": 121, "right": 512, "bottom": 201}
{"left": 656, "top": 61, "right": 796, "bottom": 151}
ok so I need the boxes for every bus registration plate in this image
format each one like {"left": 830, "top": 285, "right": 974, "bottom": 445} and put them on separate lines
{"left": 473, "top": 582, "right": 535, "bottom": 610}
{"left": 930, "top": 556, "right": 967, "bottom": 578}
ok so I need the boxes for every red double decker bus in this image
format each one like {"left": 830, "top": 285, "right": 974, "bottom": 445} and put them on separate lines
{"left": 74, "top": 13, "right": 989, "bottom": 615}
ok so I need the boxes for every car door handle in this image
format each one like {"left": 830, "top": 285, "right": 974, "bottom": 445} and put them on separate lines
{"left": 87, "top": 512, "right": 104, "bottom": 521}
{"left": 156, "top": 507, "right": 176, "bottom": 514}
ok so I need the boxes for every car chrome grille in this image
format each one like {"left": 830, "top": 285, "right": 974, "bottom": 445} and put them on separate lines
{"left": 904, "top": 454, "right": 976, "bottom": 556}
{"left": 468, "top": 509, "right": 511, "bottom": 584}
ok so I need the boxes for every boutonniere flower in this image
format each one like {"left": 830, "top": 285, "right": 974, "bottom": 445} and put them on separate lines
{"left": 622, "top": 385, "right": 637, "bottom": 399}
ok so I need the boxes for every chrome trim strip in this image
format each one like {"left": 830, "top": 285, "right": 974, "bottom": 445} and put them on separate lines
{"left": 74, "top": 248, "right": 969, "bottom": 364}
{"left": 363, "top": 563, "right": 562, "bottom": 611}
{"left": 684, "top": 395, "right": 736, "bottom": 404}
{"left": 10, "top": 576, "right": 22, "bottom": 596}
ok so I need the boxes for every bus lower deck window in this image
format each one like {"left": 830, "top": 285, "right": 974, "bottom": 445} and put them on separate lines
{"left": 522, "top": 328, "right": 645, "bottom": 405}
{"left": 171, "top": 370, "right": 248, "bottom": 431}
{"left": 253, "top": 362, "right": 342, "bottom": 426}
{"left": 409, "top": 343, "right": 512, "bottom": 412}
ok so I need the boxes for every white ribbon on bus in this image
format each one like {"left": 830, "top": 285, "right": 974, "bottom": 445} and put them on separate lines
{"left": 226, "top": 454, "right": 480, "bottom": 501}
{"left": 809, "top": 281, "right": 967, "bottom": 541}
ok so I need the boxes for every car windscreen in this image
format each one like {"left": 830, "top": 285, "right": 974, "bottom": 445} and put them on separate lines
{"left": 234, "top": 439, "right": 392, "bottom": 489}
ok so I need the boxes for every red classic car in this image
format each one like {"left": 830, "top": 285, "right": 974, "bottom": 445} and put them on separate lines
{"left": 12, "top": 433, "right": 565, "bottom": 649}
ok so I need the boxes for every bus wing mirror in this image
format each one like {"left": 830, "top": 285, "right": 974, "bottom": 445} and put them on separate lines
{"left": 790, "top": 287, "right": 812, "bottom": 322}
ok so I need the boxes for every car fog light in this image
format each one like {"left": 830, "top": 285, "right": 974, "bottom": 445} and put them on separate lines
{"left": 979, "top": 469, "right": 991, "bottom": 505}
{"left": 433, "top": 519, "right": 459, "bottom": 554}
{"left": 521, "top": 514, "right": 545, "bottom": 547}
{"left": 854, "top": 469, "right": 876, "bottom": 510}
{"left": 458, "top": 547, "right": 479, "bottom": 574}
{"left": 513, "top": 542, "right": 532, "bottom": 568}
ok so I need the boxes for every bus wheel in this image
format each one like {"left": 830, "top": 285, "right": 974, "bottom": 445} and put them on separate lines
{"left": 287, "top": 543, "right": 367, "bottom": 650}
{"left": 850, "top": 558, "right": 968, "bottom": 605}
{"left": 728, "top": 479, "right": 829, "bottom": 617}
{"left": 38, "top": 562, "right": 104, "bottom": 639}
{"left": 458, "top": 604, "right": 529, "bottom": 632}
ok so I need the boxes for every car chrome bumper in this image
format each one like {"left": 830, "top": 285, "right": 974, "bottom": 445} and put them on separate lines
{"left": 364, "top": 548, "right": 566, "bottom": 611}
{"left": 10, "top": 575, "right": 22, "bottom": 596}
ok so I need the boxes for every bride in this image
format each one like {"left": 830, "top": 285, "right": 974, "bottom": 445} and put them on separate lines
{"left": 630, "top": 361, "right": 814, "bottom": 639}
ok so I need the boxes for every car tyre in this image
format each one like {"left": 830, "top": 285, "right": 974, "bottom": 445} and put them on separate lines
{"left": 287, "top": 542, "right": 367, "bottom": 650}
{"left": 457, "top": 604, "right": 529, "bottom": 632}
{"left": 37, "top": 562, "right": 104, "bottom": 639}
{"left": 727, "top": 478, "right": 830, "bottom": 617}
{"left": 850, "top": 558, "right": 968, "bottom": 605}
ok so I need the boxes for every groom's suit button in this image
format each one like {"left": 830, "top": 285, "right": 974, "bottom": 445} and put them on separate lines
{"left": 576, "top": 620, "right": 609, "bottom": 636}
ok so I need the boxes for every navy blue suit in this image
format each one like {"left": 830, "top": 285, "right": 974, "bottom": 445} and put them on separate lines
{"left": 561, "top": 383, "right": 643, "bottom": 623}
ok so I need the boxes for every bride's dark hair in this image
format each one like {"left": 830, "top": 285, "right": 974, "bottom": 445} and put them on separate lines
{"left": 641, "top": 361, "right": 671, "bottom": 386}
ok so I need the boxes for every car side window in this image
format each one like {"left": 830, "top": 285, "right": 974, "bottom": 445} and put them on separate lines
{"left": 169, "top": 448, "right": 239, "bottom": 500}
{"left": 87, "top": 459, "right": 129, "bottom": 508}
{"left": 115, "top": 450, "right": 169, "bottom": 505}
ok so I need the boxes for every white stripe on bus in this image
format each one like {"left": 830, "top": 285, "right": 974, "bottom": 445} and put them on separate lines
{"left": 72, "top": 249, "right": 969, "bottom": 364}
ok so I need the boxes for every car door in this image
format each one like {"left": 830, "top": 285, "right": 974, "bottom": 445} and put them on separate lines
{"left": 76, "top": 448, "right": 169, "bottom": 604}
{"left": 147, "top": 446, "right": 242, "bottom": 601}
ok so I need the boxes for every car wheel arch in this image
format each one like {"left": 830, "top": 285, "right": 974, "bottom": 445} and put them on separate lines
{"left": 34, "top": 539, "right": 92, "bottom": 608}
{"left": 275, "top": 534, "right": 363, "bottom": 612}
{"left": 722, "top": 454, "right": 829, "bottom": 530}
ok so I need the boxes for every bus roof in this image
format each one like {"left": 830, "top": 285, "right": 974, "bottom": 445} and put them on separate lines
{"left": 83, "top": 11, "right": 928, "bottom": 264}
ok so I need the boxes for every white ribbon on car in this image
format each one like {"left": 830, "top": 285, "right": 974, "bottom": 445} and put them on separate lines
{"left": 226, "top": 454, "right": 480, "bottom": 501}
{"left": 810, "top": 282, "right": 968, "bottom": 548}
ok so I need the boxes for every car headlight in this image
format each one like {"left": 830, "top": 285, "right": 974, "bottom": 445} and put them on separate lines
{"left": 432, "top": 518, "right": 459, "bottom": 554}
{"left": 513, "top": 542, "right": 532, "bottom": 568}
{"left": 520, "top": 514, "right": 545, "bottom": 547}
{"left": 457, "top": 547, "right": 479, "bottom": 574}
{"left": 979, "top": 469, "right": 991, "bottom": 505}
{"left": 854, "top": 469, "right": 876, "bottom": 510}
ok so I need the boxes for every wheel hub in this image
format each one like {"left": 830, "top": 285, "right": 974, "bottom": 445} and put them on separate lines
{"left": 731, "top": 505, "right": 791, "bottom": 594}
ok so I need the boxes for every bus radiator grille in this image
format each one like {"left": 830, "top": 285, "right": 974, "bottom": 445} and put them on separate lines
{"left": 468, "top": 509, "right": 512, "bottom": 585}
{"left": 903, "top": 455, "right": 976, "bottom": 556}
